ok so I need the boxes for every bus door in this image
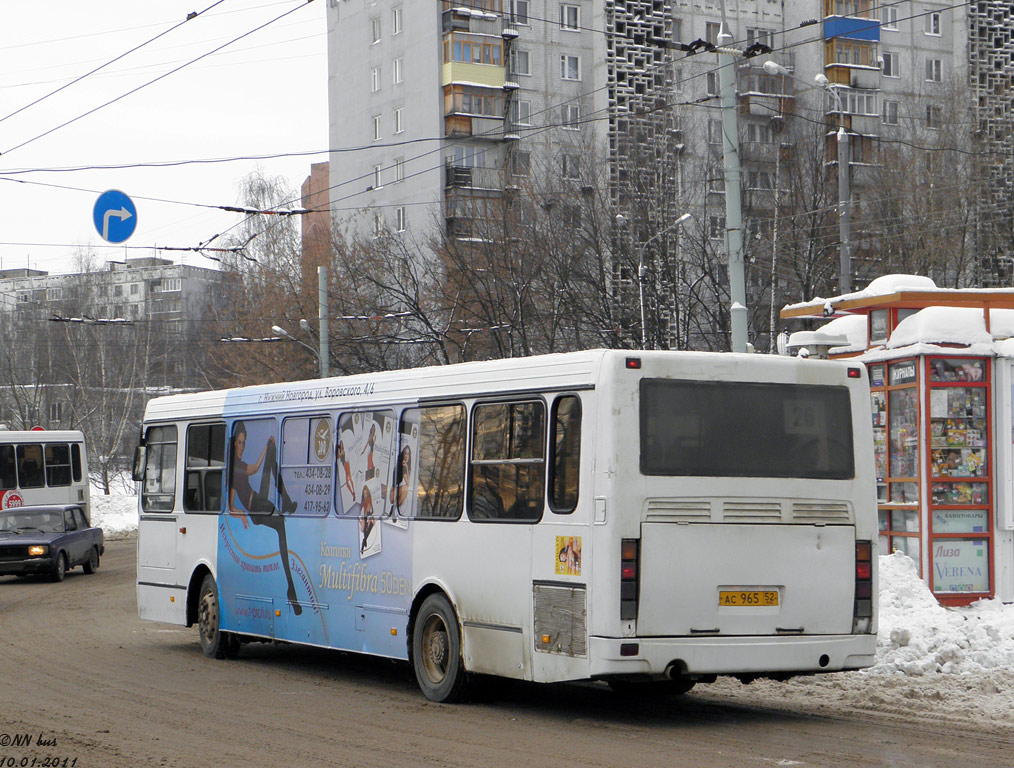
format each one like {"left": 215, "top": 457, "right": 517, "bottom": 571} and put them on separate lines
{"left": 529, "top": 393, "right": 588, "bottom": 683}
{"left": 454, "top": 400, "right": 545, "bottom": 680}
{"left": 178, "top": 422, "right": 227, "bottom": 589}
{"left": 137, "top": 424, "right": 184, "bottom": 622}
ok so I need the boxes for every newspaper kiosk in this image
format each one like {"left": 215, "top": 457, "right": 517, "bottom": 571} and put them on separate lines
{"left": 782, "top": 274, "right": 1014, "bottom": 605}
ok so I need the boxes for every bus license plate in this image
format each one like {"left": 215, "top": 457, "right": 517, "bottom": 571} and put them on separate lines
{"left": 719, "top": 590, "right": 779, "bottom": 607}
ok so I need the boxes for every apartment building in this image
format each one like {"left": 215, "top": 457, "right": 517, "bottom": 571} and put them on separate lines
{"left": 325, "top": 0, "right": 1008, "bottom": 342}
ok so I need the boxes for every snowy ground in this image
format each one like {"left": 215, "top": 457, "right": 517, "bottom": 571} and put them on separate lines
{"left": 89, "top": 487, "right": 1014, "bottom": 728}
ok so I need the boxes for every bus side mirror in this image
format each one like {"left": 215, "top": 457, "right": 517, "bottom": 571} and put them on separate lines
{"left": 132, "top": 445, "right": 146, "bottom": 482}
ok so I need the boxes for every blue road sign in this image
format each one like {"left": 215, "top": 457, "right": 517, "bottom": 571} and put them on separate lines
{"left": 93, "top": 189, "right": 137, "bottom": 243}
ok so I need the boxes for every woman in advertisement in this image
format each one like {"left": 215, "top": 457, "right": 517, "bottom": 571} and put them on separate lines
{"left": 228, "top": 421, "right": 302, "bottom": 615}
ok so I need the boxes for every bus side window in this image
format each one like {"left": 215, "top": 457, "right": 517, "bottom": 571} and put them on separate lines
{"left": 71, "top": 444, "right": 83, "bottom": 483}
{"left": 402, "top": 405, "right": 465, "bottom": 520}
{"left": 0, "top": 445, "right": 16, "bottom": 490}
{"left": 469, "top": 401, "right": 545, "bottom": 523}
{"left": 45, "top": 443, "right": 72, "bottom": 487}
{"left": 16, "top": 445, "right": 44, "bottom": 489}
{"left": 143, "top": 426, "right": 178, "bottom": 513}
{"left": 549, "top": 395, "right": 581, "bottom": 513}
{"left": 185, "top": 424, "right": 225, "bottom": 512}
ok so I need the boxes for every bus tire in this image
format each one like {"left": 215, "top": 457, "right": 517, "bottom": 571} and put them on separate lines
{"left": 198, "top": 574, "right": 239, "bottom": 660}
{"left": 412, "top": 593, "right": 469, "bottom": 703}
{"left": 83, "top": 547, "right": 99, "bottom": 574}
{"left": 50, "top": 552, "right": 67, "bottom": 583}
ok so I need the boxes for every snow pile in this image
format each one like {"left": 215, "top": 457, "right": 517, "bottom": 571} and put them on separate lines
{"left": 872, "top": 552, "right": 1014, "bottom": 675}
{"left": 90, "top": 486, "right": 138, "bottom": 539}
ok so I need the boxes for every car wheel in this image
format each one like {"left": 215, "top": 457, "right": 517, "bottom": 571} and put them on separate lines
{"left": 411, "top": 593, "right": 469, "bottom": 703}
{"left": 198, "top": 574, "right": 239, "bottom": 660}
{"left": 83, "top": 548, "right": 100, "bottom": 574}
{"left": 50, "top": 553, "right": 67, "bottom": 583}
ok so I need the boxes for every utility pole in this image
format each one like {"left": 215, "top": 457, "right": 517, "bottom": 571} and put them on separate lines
{"left": 717, "top": 26, "right": 748, "bottom": 353}
{"left": 837, "top": 125, "right": 851, "bottom": 294}
{"left": 318, "top": 265, "right": 329, "bottom": 378}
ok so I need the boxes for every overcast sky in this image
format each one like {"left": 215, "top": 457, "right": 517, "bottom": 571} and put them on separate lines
{"left": 0, "top": 0, "right": 327, "bottom": 275}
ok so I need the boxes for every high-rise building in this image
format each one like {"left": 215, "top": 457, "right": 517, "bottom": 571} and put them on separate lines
{"left": 325, "top": 0, "right": 1009, "bottom": 345}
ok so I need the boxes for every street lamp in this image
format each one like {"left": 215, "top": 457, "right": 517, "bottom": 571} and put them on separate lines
{"left": 617, "top": 212, "right": 692, "bottom": 349}
{"left": 763, "top": 61, "right": 851, "bottom": 294}
{"left": 271, "top": 323, "right": 322, "bottom": 377}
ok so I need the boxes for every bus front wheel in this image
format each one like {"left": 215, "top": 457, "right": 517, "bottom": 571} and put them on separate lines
{"left": 198, "top": 574, "right": 239, "bottom": 660}
{"left": 412, "top": 594, "right": 469, "bottom": 703}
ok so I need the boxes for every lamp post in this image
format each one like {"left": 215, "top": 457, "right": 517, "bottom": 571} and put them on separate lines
{"left": 617, "top": 212, "right": 692, "bottom": 349}
{"left": 271, "top": 323, "right": 322, "bottom": 377}
{"left": 763, "top": 61, "right": 851, "bottom": 294}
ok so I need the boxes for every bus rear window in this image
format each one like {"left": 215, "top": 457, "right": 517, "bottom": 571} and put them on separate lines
{"left": 640, "top": 379, "right": 855, "bottom": 479}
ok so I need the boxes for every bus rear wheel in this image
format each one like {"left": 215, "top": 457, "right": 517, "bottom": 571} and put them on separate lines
{"left": 412, "top": 594, "right": 469, "bottom": 703}
{"left": 198, "top": 574, "right": 239, "bottom": 660}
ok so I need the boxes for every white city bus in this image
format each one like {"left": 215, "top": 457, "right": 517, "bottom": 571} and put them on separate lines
{"left": 0, "top": 429, "right": 90, "bottom": 517}
{"left": 134, "top": 350, "right": 877, "bottom": 701}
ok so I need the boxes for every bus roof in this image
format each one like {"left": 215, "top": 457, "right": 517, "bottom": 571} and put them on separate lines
{"left": 0, "top": 430, "right": 85, "bottom": 442}
{"left": 142, "top": 348, "right": 858, "bottom": 423}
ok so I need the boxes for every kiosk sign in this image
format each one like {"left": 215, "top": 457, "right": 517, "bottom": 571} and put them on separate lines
{"left": 933, "top": 539, "right": 989, "bottom": 593}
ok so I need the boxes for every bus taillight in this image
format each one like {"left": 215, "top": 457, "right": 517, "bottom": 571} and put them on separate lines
{"left": 853, "top": 540, "right": 873, "bottom": 633}
{"left": 620, "top": 539, "right": 639, "bottom": 620}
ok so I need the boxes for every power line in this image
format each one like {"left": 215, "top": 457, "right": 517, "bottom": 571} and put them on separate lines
{"left": 0, "top": 1, "right": 228, "bottom": 128}
{"left": 1, "top": 0, "right": 319, "bottom": 157}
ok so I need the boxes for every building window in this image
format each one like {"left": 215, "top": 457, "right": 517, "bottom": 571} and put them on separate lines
{"left": 511, "top": 150, "right": 531, "bottom": 176}
{"left": 444, "top": 84, "right": 501, "bottom": 116}
{"left": 706, "top": 22, "right": 721, "bottom": 45}
{"left": 371, "top": 66, "right": 381, "bottom": 93}
{"left": 372, "top": 114, "right": 382, "bottom": 140}
{"left": 114, "top": 284, "right": 123, "bottom": 297}
{"left": 392, "top": 5, "right": 402, "bottom": 35}
{"left": 49, "top": 402, "right": 63, "bottom": 422}
{"left": 444, "top": 33, "right": 502, "bottom": 65}
{"left": 393, "top": 57, "right": 403, "bottom": 84}
{"left": 510, "top": 48, "right": 530, "bottom": 76}
{"left": 706, "top": 71, "right": 719, "bottom": 96}
{"left": 925, "top": 12, "right": 941, "bottom": 35}
{"left": 370, "top": 16, "right": 381, "bottom": 43}
{"left": 844, "top": 90, "right": 876, "bottom": 115}
{"left": 746, "top": 28, "right": 773, "bottom": 48}
{"left": 926, "top": 104, "right": 941, "bottom": 129}
{"left": 511, "top": 99, "right": 531, "bottom": 125}
{"left": 562, "top": 104, "right": 580, "bottom": 129}
{"left": 562, "top": 153, "right": 581, "bottom": 179}
{"left": 393, "top": 107, "right": 404, "bottom": 134}
{"left": 130, "top": 283, "right": 139, "bottom": 295}
{"left": 373, "top": 164, "right": 383, "bottom": 189}
{"left": 883, "top": 100, "right": 899, "bottom": 125}
{"left": 374, "top": 212, "right": 385, "bottom": 237}
{"left": 394, "top": 157, "right": 405, "bottom": 182}
{"left": 673, "top": 18, "right": 682, "bottom": 42}
{"left": 708, "top": 119, "right": 722, "bottom": 145}
{"left": 560, "top": 54, "right": 580, "bottom": 81}
{"left": 395, "top": 206, "right": 407, "bottom": 232}
{"left": 925, "top": 58, "right": 942, "bottom": 82}
{"left": 881, "top": 6, "right": 898, "bottom": 29}
{"left": 510, "top": 0, "right": 530, "bottom": 25}
{"left": 708, "top": 215, "right": 725, "bottom": 240}
{"left": 560, "top": 4, "right": 579, "bottom": 30}
{"left": 882, "top": 51, "right": 899, "bottom": 77}
{"left": 746, "top": 122, "right": 774, "bottom": 143}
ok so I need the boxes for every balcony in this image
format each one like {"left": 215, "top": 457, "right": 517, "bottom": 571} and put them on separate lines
{"left": 442, "top": 7, "right": 503, "bottom": 36}
{"left": 445, "top": 163, "right": 504, "bottom": 192}
{"left": 445, "top": 114, "right": 505, "bottom": 140}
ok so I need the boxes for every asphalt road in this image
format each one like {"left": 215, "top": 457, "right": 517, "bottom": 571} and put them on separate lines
{"left": 0, "top": 538, "right": 1011, "bottom": 768}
